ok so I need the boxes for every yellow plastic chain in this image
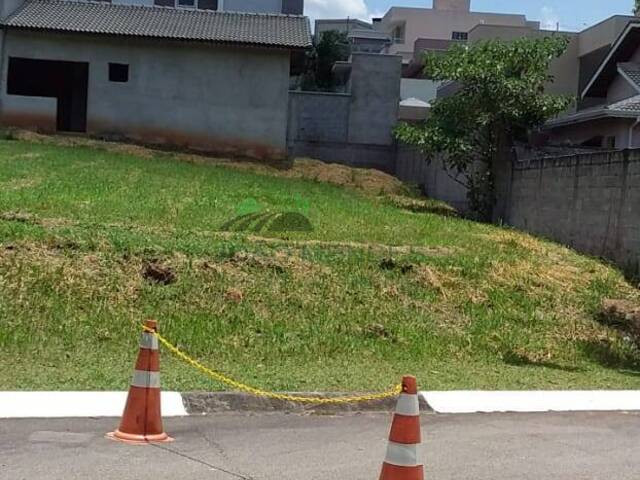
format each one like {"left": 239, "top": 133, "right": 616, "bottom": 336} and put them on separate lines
{"left": 142, "top": 325, "right": 402, "bottom": 404}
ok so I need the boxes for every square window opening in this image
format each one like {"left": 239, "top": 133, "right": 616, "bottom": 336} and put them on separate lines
{"left": 452, "top": 31, "right": 468, "bottom": 41}
{"left": 109, "top": 63, "right": 129, "bottom": 83}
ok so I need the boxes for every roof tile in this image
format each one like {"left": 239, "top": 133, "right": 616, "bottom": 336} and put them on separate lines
{"left": 608, "top": 94, "right": 640, "bottom": 112}
{"left": 2, "top": 0, "right": 312, "bottom": 48}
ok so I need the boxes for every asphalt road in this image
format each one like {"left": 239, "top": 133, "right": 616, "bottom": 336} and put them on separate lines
{"left": 1, "top": 412, "right": 639, "bottom": 480}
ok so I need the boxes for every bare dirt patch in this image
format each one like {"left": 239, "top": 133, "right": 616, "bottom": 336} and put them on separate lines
{"left": 224, "top": 288, "right": 244, "bottom": 304}
{"left": 600, "top": 299, "right": 640, "bottom": 338}
{"left": 142, "top": 261, "right": 177, "bottom": 285}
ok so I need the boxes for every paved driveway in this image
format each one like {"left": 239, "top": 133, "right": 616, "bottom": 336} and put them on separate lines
{"left": 1, "top": 412, "right": 638, "bottom": 479}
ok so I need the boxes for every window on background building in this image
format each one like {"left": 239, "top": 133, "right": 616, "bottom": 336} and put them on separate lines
{"left": 177, "top": 0, "right": 196, "bottom": 8}
{"left": 451, "top": 31, "right": 468, "bottom": 41}
{"left": 109, "top": 63, "right": 129, "bottom": 83}
{"left": 393, "top": 24, "right": 405, "bottom": 44}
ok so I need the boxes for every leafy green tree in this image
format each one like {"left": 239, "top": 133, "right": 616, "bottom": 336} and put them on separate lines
{"left": 396, "top": 36, "right": 572, "bottom": 220}
{"left": 300, "top": 30, "right": 350, "bottom": 92}
{"left": 635, "top": 0, "right": 640, "bottom": 15}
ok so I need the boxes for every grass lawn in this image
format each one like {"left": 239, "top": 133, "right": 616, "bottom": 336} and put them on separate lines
{"left": 0, "top": 135, "right": 639, "bottom": 392}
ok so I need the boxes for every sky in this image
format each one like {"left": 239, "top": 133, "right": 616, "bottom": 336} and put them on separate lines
{"left": 305, "top": 0, "right": 635, "bottom": 32}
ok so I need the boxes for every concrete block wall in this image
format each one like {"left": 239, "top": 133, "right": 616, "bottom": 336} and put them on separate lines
{"left": 287, "top": 53, "right": 401, "bottom": 170}
{"left": 347, "top": 53, "right": 401, "bottom": 146}
{"left": 395, "top": 146, "right": 639, "bottom": 274}
{"left": 395, "top": 145, "right": 469, "bottom": 211}
{"left": 287, "top": 91, "right": 350, "bottom": 143}
{"left": 508, "top": 150, "right": 640, "bottom": 275}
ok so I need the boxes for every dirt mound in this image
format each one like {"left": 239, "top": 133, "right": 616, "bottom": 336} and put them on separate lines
{"left": 284, "top": 158, "right": 406, "bottom": 195}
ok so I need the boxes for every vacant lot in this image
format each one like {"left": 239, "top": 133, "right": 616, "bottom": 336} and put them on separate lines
{"left": 0, "top": 136, "right": 639, "bottom": 392}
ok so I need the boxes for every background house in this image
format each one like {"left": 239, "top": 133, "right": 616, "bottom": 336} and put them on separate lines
{"left": 316, "top": 0, "right": 540, "bottom": 108}
{"left": 379, "top": 0, "right": 539, "bottom": 65}
{"left": 546, "top": 22, "right": 640, "bottom": 149}
{"left": 314, "top": 18, "right": 374, "bottom": 40}
{"left": 0, "top": 0, "right": 311, "bottom": 159}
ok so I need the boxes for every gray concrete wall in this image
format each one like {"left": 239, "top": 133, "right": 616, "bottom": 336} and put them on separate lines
{"left": 287, "top": 53, "right": 400, "bottom": 171}
{"left": 608, "top": 73, "right": 636, "bottom": 104}
{"left": 287, "top": 89, "right": 395, "bottom": 172}
{"left": 224, "top": 0, "right": 281, "bottom": 14}
{"left": 395, "top": 145, "right": 470, "bottom": 212}
{"left": 433, "top": 0, "right": 470, "bottom": 12}
{"left": 1, "top": 94, "right": 57, "bottom": 131}
{"left": 0, "top": 0, "right": 26, "bottom": 20}
{"left": 281, "top": 0, "right": 303, "bottom": 15}
{"left": 287, "top": 91, "right": 350, "bottom": 143}
{"left": 0, "top": 30, "right": 291, "bottom": 159}
{"left": 508, "top": 149, "right": 640, "bottom": 275}
{"left": 578, "top": 15, "right": 635, "bottom": 57}
{"left": 347, "top": 53, "right": 401, "bottom": 145}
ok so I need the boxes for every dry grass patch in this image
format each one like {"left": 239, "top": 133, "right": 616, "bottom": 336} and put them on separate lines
{"left": 386, "top": 195, "right": 459, "bottom": 217}
{"left": 2, "top": 177, "right": 41, "bottom": 190}
{"left": 6, "top": 129, "right": 407, "bottom": 196}
{"left": 0, "top": 242, "right": 142, "bottom": 312}
{"left": 9, "top": 129, "right": 155, "bottom": 159}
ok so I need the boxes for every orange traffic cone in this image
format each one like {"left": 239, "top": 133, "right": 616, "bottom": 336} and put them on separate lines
{"left": 379, "top": 376, "right": 424, "bottom": 480}
{"left": 107, "top": 319, "right": 173, "bottom": 445}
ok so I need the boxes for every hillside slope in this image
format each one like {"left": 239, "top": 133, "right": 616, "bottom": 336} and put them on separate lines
{"left": 0, "top": 136, "right": 638, "bottom": 391}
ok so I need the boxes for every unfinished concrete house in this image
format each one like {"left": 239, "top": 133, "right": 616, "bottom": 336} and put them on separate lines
{"left": 0, "top": 0, "right": 311, "bottom": 159}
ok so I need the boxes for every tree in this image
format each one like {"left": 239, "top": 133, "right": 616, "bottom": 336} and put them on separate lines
{"left": 635, "top": 0, "right": 640, "bottom": 15}
{"left": 300, "top": 30, "right": 350, "bottom": 92}
{"left": 395, "top": 36, "right": 572, "bottom": 220}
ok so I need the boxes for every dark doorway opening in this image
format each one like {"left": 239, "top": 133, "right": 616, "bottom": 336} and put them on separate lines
{"left": 7, "top": 57, "right": 89, "bottom": 133}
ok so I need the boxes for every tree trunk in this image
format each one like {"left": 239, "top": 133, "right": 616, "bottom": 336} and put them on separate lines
{"left": 491, "top": 127, "right": 515, "bottom": 224}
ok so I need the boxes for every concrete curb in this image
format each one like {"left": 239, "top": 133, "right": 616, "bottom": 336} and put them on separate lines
{"left": 1, "top": 391, "right": 639, "bottom": 418}
{"left": 181, "top": 392, "right": 431, "bottom": 415}
{"left": 422, "top": 391, "right": 640, "bottom": 413}
{"left": 0, "top": 392, "right": 187, "bottom": 418}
